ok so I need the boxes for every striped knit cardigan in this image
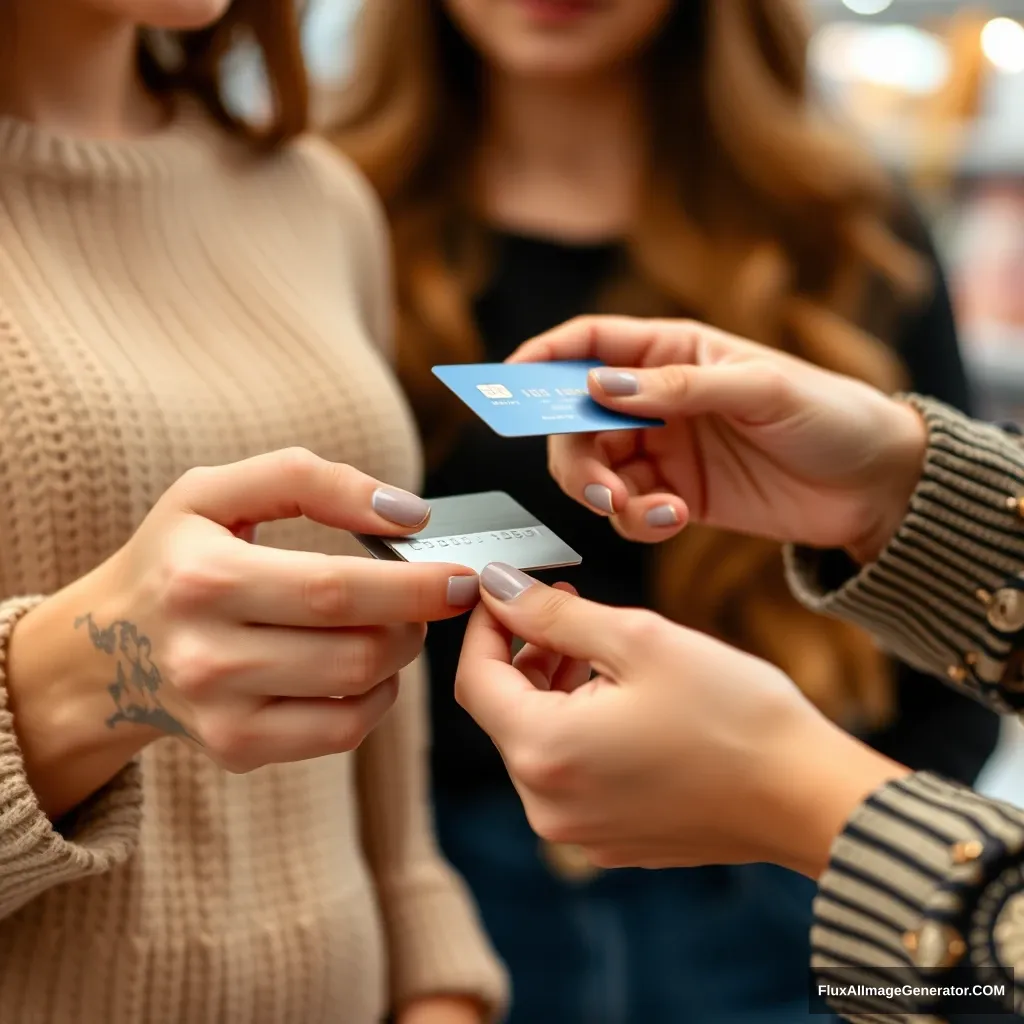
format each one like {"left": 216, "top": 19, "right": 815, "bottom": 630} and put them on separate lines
{"left": 788, "top": 395, "right": 1024, "bottom": 1020}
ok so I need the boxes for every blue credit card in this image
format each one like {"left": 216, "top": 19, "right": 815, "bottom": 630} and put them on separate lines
{"left": 432, "top": 360, "right": 664, "bottom": 438}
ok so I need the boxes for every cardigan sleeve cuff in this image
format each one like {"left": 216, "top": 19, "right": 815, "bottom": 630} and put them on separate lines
{"left": 375, "top": 862, "right": 510, "bottom": 1020}
{"left": 0, "top": 595, "right": 143, "bottom": 921}
{"left": 812, "top": 771, "right": 1024, "bottom": 1019}
{"left": 786, "top": 396, "right": 1024, "bottom": 712}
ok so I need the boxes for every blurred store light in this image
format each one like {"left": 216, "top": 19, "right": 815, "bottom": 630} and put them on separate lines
{"left": 812, "top": 22, "right": 950, "bottom": 92}
{"left": 981, "top": 16, "right": 1024, "bottom": 73}
{"left": 841, "top": 0, "right": 895, "bottom": 14}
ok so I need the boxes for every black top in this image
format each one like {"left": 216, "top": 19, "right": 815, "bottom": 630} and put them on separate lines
{"left": 424, "top": 228, "right": 1000, "bottom": 796}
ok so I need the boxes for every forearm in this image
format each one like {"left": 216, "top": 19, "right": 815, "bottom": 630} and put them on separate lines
{"left": 5, "top": 570, "right": 156, "bottom": 820}
{"left": 787, "top": 396, "right": 1024, "bottom": 713}
{"left": 0, "top": 591, "right": 145, "bottom": 920}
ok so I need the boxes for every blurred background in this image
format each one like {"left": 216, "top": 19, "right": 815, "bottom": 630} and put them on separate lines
{"left": 290, "top": 0, "right": 1024, "bottom": 804}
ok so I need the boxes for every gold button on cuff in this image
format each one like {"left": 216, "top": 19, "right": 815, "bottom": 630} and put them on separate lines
{"left": 540, "top": 841, "right": 601, "bottom": 883}
{"left": 1006, "top": 496, "right": 1024, "bottom": 518}
{"left": 987, "top": 588, "right": 1024, "bottom": 632}
{"left": 977, "top": 588, "right": 993, "bottom": 605}
{"left": 947, "top": 664, "right": 967, "bottom": 683}
{"left": 904, "top": 922, "right": 967, "bottom": 970}
{"left": 951, "top": 839, "right": 984, "bottom": 864}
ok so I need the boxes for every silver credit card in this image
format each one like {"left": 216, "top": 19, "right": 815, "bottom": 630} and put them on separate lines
{"left": 354, "top": 491, "right": 582, "bottom": 574}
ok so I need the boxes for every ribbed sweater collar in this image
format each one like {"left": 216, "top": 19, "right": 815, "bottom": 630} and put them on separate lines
{"left": 0, "top": 95, "right": 225, "bottom": 185}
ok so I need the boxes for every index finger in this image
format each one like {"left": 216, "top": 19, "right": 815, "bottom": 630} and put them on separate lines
{"left": 455, "top": 601, "right": 568, "bottom": 742}
{"left": 216, "top": 544, "right": 480, "bottom": 627}
{"left": 178, "top": 447, "right": 432, "bottom": 537}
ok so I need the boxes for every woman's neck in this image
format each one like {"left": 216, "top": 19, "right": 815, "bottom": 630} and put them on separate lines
{"left": 0, "top": 1, "right": 161, "bottom": 138}
{"left": 477, "top": 70, "right": 645, "bottom": 242}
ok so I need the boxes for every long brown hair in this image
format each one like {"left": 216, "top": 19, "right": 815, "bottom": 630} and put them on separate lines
{"left": 140, "top": 0, "right": 308, "bottom": 145}
{"left": 331, "top": 0, "right": 930, "bottom": 730}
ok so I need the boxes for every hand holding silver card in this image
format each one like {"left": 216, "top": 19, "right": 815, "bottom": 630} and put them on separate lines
{"left": 354, "top": 491, "right": 581, "bottom": 574}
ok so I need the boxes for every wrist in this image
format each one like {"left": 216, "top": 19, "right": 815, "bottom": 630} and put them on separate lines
{"left": 759, "top": 713, "right": 910, "bottom": 879}
{"left": 846, "top": 400, "right": 927, "bottom": 566}
{"left": 5, "top": 568, "right": 158, "bottom": 819}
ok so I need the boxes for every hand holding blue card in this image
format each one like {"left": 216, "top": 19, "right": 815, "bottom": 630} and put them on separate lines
{"left": 432, "top": 359, "right": 665, "bottom": 438}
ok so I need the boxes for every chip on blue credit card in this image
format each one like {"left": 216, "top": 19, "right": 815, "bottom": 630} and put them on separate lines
{"left": 353, "top": 491, "right": 581, "bottom": 574}
{"left": 431, "top": 360, "right": 664, "bottom": 438}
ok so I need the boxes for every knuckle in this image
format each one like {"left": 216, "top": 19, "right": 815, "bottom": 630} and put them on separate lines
{"left": 162, "top": 547, "right": 233, "bottom": 612}
{"left": 275, "top": 446, "right": 320, "bottom": 485}
{"left": 618, "top": 609, "right": 668, "bottom": 651}
{"left": 324, "top": 709, "right": 367, "bottom": 753}
{"left": 758, "top": 364, "right": 790, "bottom": 403}
{"left": 331, "top": 633, "right": 383, "bottom": 694}
{"left": 587, "top": 847, "right": 625, "bottom": 869}
{"left": 164, "top": 634, "right": 224, "bottom": 698}
{"left": 176, "top": 463, "right": 218, "bottom": 495}
{"left": 197, "top": 716, "right": 260, "bottom": 773}
{"left": 508, "top": 743, "right": 571, "bottom": 793}
{"left": 525, "top": 806, "right": 577, "bottom": 846}
{"left": 302, "top": 569, "right": 353, "bottom": 621}
{"left": 565, "top": 313, "right": 595, "bottom": 333}
{"left": 657, "top": 363, "right": 692, "bottom": 398}
{"left": 532, "top": 587, "right": 574, "bottom": 631}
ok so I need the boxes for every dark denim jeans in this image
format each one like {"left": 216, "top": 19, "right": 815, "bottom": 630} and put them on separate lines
{"left": 435, "top": 788, "right": 840, "bottom": 1024}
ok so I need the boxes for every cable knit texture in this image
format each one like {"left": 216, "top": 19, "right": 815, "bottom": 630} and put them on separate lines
{"left": 0, "top": 99, "right": 506, "bottom": 1023}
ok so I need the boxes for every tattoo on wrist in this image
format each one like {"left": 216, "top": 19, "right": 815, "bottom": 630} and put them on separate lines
{"left": 74, "top": 614, "right": 199, "bottom": 742}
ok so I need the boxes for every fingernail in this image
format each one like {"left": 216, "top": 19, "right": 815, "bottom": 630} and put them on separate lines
{"left": 372, "top": 487, "right": 430, "bottom": 527}
{"left": 645, "top": 505, "right": 678, "bottom": 528}
{"left": 481, "top": 562, "right": 535, "bottom": 601}
{"left": 592, "top": 368, "right": 638, "bottom": 396}
{"left": 447, "top": 575, "right": 480, "bottom": 606}
{"left": 583, "top": 483, "right": 615, "bottom": 514}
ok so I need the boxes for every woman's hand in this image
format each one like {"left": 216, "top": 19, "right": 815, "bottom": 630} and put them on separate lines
{"left": 512, "top": 316, "right": 928, "bottom": 562}
{"left": 396, "top": 995, "right": 485, "bottom": 1024}
{"left": 9, "top": 448, "right": 479, "bottom": 817}
{"left": 455, "top": 564, "right": 909, "bottom": 877}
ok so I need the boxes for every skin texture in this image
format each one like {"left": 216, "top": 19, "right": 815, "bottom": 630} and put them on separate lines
{"left": 448, "top": 317, "right": 929, "bottom": 878}
{"left": 455, "top": 566, "right": 910, "bottom": 879}
{"left": 512, "top": 315, "right": 928, "bottom": 561}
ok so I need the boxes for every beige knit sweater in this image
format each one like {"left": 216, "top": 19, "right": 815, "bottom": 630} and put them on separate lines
{"left": 0, "top": 100, "right": 507, "bottom": 1022}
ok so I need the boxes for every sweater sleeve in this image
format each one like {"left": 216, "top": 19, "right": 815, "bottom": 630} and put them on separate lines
{"left": 812, "top": 771, "right": 1024, "bottom": 1018}
{"left": 786, "top": 395, "right": 1024, "bottom": 713}
{"left": 782, "top": 397, "right": 1024, "bottom": 1016}
{"left": 0, "top": 596, "right": 143, "bottom": 920}
{"left": 355, "top": 657, "right": 510, "bottom": 1019}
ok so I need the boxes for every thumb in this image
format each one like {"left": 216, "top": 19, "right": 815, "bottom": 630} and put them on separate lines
{"left": 588, "top": 362, "right": 796, "bottom": 423}
{"left": 478, "top": 563, "right": 629, "bottom": 676}
{"left": 174, "top": 447, "right": 432, "bottom": 536}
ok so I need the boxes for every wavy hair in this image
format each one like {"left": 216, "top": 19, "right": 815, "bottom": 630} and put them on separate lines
{"left": 330, "top": 0, "right": 930, "bottom": 729}
{"left": 140, "top": 0, "right": 308, "bottom": 145}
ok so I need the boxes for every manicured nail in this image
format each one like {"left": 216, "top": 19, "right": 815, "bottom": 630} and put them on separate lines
{"left": 646, "top": 505, "right": 678, "bottom": 528}
{"left": 592, "top": 368, "right": 638, "bottom": 396}
{"left": 583, "top": 483, "right": 615, "bottom": 514}
{"left": 481, "top": 562, "right": 535, "bottom": 601}
{"left": 372, "top": 486, "right": 430, "bottom": 527}
{"left": 447, "top": 575, "right": 480, "bottom": 606}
